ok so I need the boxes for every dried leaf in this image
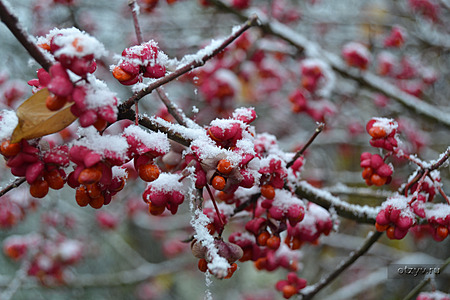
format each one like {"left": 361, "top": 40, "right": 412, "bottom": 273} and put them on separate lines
{"left": 11, "top": 88, "right": 77, "bottom": 143}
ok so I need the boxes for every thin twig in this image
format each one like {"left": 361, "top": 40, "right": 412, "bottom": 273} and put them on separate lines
{"left": 300, "top": 231, "right": 383, "bottom": 300}
{"left": 117, "top": 107, "right": 192, "bottom": 147}
{"left": 0, "top": 178, "right": 26, "bottom": 198}
{"left": 128, "top": 0, "right": 143, "bottom": 44}
{"left": 286, "top": 122, "right": 324, "bottom": 168}
{"left": 0, "top": 0, "right": 53, "bottom": 71}
{"left": 119, "top": 14, "right": 259, "bottom": 111}
{"left": 156, "top": 88, "right": 188, "bottom": 126}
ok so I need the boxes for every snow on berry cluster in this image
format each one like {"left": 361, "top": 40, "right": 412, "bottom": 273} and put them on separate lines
{"left": 3, "top": 233, "right": 83, "bottom": 285}
{"left": 359, "top": 117, "right": 399, "bottom": 187}
{"left": 375, "top": 195, "right": 416, "bottom": 240}
{"left": 112, "top": 41, "right": 168, "bottom": 85}
{"left": 28, "top": 28, "right": 118, "bottom": 131}
{"left": 1, "top": 138, "right": 69, "bottom": 198}
{"left": 288, "top": 58, "right": 336, "bottom": 122}
{"left": 416, "top": 291, "right": 450, "bottom": 300}
{"left": 342, "top": 42, "right": 371, "bottom": 70}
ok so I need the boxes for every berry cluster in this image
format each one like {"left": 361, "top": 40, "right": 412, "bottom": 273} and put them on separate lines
{"left": 112, "top": 41, "right": 167, "bottom": 85}
{"left": 285, "top": 203, "right": 333, "bottom": 249}
{"left": 416, "top": 291, "right": 450, "bottom": 300}
{"left": 142, "top": 173, "right": 185, "bottom": 215}
{"left": 366, "top": 118, "right": 399, "bottom": 151}
{"left": 124, "top": 125, "right": 170, "bottom": 182}
{"left": 375, "top": 196, "right": 416, "bottom": 239}
{"left": 384, "top": 25, "right": 407, "bottom": 48}
{"left": 68, "top": 130, "right": 129, "bottom": 208}
{"left": 191, "top": 238, "right": 243, "bottom": 279}
{"left": 275, "top": 272, "right": 307, "bottom": 299}
{"left": 28, "top": 28, "right": 117, "bottom": 130}
{"left": 360, "top": 152, "right": 393, "bottom": 186}
{"left": 1, "top": 139, "right": 69, "bottom": 198}
{"left": 3, "top": 233, "right": 83, "bottom": 285}
{"left": 342, "top": 42, "right": 371, "bottom": 70}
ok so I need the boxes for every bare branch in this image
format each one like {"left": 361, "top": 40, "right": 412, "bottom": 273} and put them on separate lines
{"left": 0, "top": 178, "right": 26, "bottom": 198}
{"left": 300, "top": 231, "right": 383, "bottom": 300}
{"left": 286, "top": 122, "right": 324, "bottom": 168}
{"left": 156, "top": 88, "right": 188, "bottom": 127}
{"left": 295, "top": 181, "right": 378, "bottom": 224}
{"left": 0, "top": 0, "right": 52, "bottom": 71}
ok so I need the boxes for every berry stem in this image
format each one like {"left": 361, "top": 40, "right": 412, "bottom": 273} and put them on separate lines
{"left": 128, "top": 0, "right": 144, "bottom": 44}
{"left": 205, "top": 184, "right": 225, "bottom": 237}
{"left": 156, "top": 88, "right": 188, "bottom": 126}
{"left": 0, "top": 178, "right": 26, "bottom": 198}
{"left": 0, "top": 1, "right": 53, "bottom": 71}
{"left": 286, "top": 122, "right": 325, "bottom": 168}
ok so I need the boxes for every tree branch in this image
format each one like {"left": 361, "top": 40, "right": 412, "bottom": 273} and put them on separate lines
{"left": 0, "top": 178, "right": 26, "bottom": 198}
{"left": 295, "top": 181, "right": 378, "bottom": 224}
{"left": 300, "top": 231, "right": 383, "bottom": 300}
{"left": 0, "top": 0, "right": 53, "bottom": 71}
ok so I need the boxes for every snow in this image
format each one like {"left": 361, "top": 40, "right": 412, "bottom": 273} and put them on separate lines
{"left": 179, "top": 37, "right": 226, "bottom": 67}
{"left": 40, "top": 27, "right": 107, "bottom": 59}
{"left": 124, "top": 125, "right": 170, "bottom": 154}
{"left": 342, "top": 42, "right": 371, "bottom": 61}
{"left": 298, "top": 181, "right": 379, "bottom": 221}
{"left": 381, "top": 195, "right": 415, "bottom": 219}
{"left": 84, "top": 75, "right": 119, "bottom": 110}
{"left": 57, "top": 240, "right": 82, "bottom": 261}
{"left": 272, "top": 189, "right": 305, "bottom": 212}
{"left": 146, "top": 173, "right": 183, "bottom": 192}
{"left": 74, "top": 127, "right": 129, "bottom": 160}
{"left": 0, "top": 110, "right": 19, "bottom": 141}
{"left": 426, "top": 203, "right": 450, "bottom": 220}
{"left": 300, "top": 58, "right": 336, "bottom": 97}
{"left": 372, "top": 117, "right": 398, "bottom": 135}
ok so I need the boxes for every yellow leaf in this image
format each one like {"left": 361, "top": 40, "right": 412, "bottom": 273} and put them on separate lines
{"left": 11, "top": 88, "right": 77, "bottom": 143}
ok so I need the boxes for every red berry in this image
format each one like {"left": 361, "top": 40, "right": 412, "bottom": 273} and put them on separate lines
{"left": 375, "top": 222, "right": 389, "bottom": 232}
{"left": 29, "top": 179, "right": 49, "bottom": 198}
{"left": 75, "top": 186, "right": 90, "bottom": 207}
{"left": 368, "top": 126, "right": 386, "bottom": 139}
{"left": 198, "top": 258, "right": 208, "bottom": 273}
{"left": 45, "top": 94, "right": 67, "bottom": 111}
{"left": 0, "top": 140, "right": 21, "bottom": 157}
{"left": 266, "top": 235, "right": 281, "bottom": 250}
{"left": 436, "top": 226, "right": 449, "bottom": 240}
{"left": 86, "top": 183, "right": 102, "bottom": 199}
{"left": 257, "top": 231, "right": 270, "bottom": 246}
{"left": 43, "top": 169, "right": 65, "bottom": 190}
{"left": 282, "top": 284, "right": 297, "bottom": 299}
{"left": 89, "top": 194, "right": 105, "bottom": 209}
{"left": 93, "top": 118, "right": 108, "bottom": 132}
{"left": 371, "top": 174, "right": 387, "bottom": 186}
{"left": 261, "top": 184, "right": 275, "bottom": 200}
{"left": 217, "top": 159, "right": 233, "bottom": 174}
{"left": 211, "top": 175, "right": 226, "bottom": 191}
{"left": 112, "top": 66, "right": 134, "bottom": 82}
{"left": 78, "top": 167, "right": 103, "bottom": 184}
{"left": 224, "top": 263, "right": 238, "bottom": 279}
{"left": 148, "top": 202, "right": 165, "bottom": 216}
{"left": 386, "top": 226, "right": 396, "bottom": 239}
{"left": 138, "top": 163, "right": 160, "bottom": 182}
